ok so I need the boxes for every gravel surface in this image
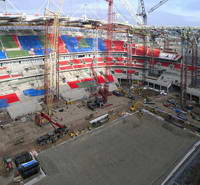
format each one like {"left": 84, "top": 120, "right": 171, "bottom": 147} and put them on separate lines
{"left": 35, "top": 113, "right": 198, "bottom": 185}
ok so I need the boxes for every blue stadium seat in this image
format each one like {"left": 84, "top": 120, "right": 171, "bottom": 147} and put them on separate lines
{"left": 60, "top": 36, "right": 107, "bottom": 53}
{"left": 98, "top": 38, "right": 106, "bottom": 51}
{"left": 61, "top": 36, "right": 95, "bottom": 53}
{"left": 61, "top": 35, "right": 79, "bottom": 53}
{"left": 34, "top": 49, "right": 45, "bottom": 55}
{"left": 85, "top": 38, "right": 106, "bottom": 52}
{"left": 18, "top": 36, "right": 43, "bottom": 51}
{"left": 34, "top": 48, "right": 51, "bottom": 56}
{"left": 0, "top": 50, "right": 6, "bottom": 59}
{"left": 23, "top": 89, "right": 46, "bottom": 96}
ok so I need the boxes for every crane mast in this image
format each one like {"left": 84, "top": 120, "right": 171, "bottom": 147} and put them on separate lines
{"left": 137, "top": 0, "right": 147, "bottom": 25}
{"left": 44, "top": 0, "right": 64, "bottom": 115}
{"left": 105, "top": 0, "right": 113, "bottom": 77}
{"left": 44, "top": 11, "right": 60, "bottom": 115}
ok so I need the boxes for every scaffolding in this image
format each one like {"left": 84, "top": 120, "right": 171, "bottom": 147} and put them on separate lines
{"left": 44, "top": 10, "right": 60, "bottom": 115}
{"left": 180, "top": 32, "right": 189, "bottom": 108}
{"left": 126, "top": 29, "right": 133, "bottom": 86}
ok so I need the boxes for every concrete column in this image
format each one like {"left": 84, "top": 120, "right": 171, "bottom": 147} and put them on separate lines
{"left": 190, "top": 94, "right": 192, "bottom": 101}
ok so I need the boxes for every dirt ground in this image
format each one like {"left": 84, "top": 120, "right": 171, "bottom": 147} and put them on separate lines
{"left": 0, "top": 90, "right": 199, "bottom": 159}
{"left": 0, "top": 95, "right": 130, "bottom": 158}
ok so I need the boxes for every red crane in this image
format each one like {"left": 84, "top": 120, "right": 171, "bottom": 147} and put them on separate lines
{"left": 35, "top": 112, "right": 66, "bottom": 128}
{"left": 105, "top": 0, "right": 113, "bottom": 77}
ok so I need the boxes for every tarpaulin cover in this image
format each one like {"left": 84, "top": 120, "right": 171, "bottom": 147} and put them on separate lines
{"left": 67, "top": 81, "right": 80, "bottom": 89}
{"left": 127, "top": 70, "right": 136, "bottom": 74}
{"left": 97, "top": 76, "right": 106, "bottom": 84}
{"left": 0, "top": 75, "right": 10, "bottom": 80}
{"left": 0, "top": 93, "right": 19, "bottom": 103}
{"left": 106, "top": 75, "right": 114, "bottom": 82}
{"left": 0, "top": 99, "right": 8, "bottom": 108}
{"left": 23, "top": 89, "right": 46, "bottom": 96}
{"left": 115, "top": 69, "right": 123, "bottom": 73}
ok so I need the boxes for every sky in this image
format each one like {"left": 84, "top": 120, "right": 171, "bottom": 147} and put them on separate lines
{"left": 0, "top": 0, "right": 200, "bottom": 26}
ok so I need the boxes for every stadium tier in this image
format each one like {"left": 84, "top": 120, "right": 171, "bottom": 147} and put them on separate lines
{"left": 104, "top": 40, "right": 126, "bottom": 52}
{"left": 0, "top": 32, "right": 199, "bottom": 110}
{"left": 18, "top": 35, "right": 43, "bottom": 51}
{"left": 48, "top": 34, "right": 68, "bottom": 54}
{"left": 61, "top": 35, "right": 80, "bottom": 53}
{"left": 0, "top": 34, "right": 177, "bottom": 60}
{"left": 0, "top": 35, "right": 19, "bottom": 49}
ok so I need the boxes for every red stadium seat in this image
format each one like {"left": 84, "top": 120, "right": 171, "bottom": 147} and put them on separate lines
{"left": 97, "top": 76, "right": 106, "bottom": 84}
{"left": 67, "top": 81, "right": 80, "bottom": 89}
{"left": 0, "top": 75, "right": 10, "bottom": 80}
{"left": 115, "top": 69, "right": 123, "bottom": 73}
{"left": 127, "top": 70, "right": 136, "bottom": 74}
{"left": 59, "top": 66, "right": 73, "bottom": 71}
{"left": 59, "top": 61, "right": 69, "bottom": 65}
{"left": 0, "top": 93, "right": 20, "bottom": 103}
{"left": 106, "top": 74, "right": 114, "bottom": 82}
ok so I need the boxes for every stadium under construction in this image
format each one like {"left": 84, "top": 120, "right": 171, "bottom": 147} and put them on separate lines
{"left": 0, "top": 0, "right": 200, "bottom": 185}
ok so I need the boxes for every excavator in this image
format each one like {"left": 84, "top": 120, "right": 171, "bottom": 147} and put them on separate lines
{"left": 35, "top": 112, "right": 69, "bottom": 145}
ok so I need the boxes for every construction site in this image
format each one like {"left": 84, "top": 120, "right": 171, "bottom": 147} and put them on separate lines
{"left": 0, "top": 0, "right": 200, "bottom": 184}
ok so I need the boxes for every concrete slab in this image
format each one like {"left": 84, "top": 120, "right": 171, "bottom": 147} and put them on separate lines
{"left": 34, "top": 113, "right": 198, "bottom": 185}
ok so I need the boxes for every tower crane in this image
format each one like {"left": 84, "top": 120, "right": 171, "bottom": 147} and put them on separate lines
{"left": 137, "top": 0, "right": 169, "bottom": 25}
{"left": 105, "top": 0, "right": 113, "bottom": 78}
{"left": 137, "top": 0, "right": 147, "bottom": 25}
{"left": 148, "top": 0, "right": 169, "bottom": 14}
{"left": 118, "top": 0, "right": 143, "bottom": 25}
{"left": 44, "top": 0, "right": 64, "bottom": 115}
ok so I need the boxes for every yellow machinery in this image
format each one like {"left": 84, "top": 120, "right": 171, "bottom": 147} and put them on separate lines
{"left": 130, "top": 102, "right": 143, "bottom": 112}
{"left": 117, "top": 87, "right": 127, "bottom": 96}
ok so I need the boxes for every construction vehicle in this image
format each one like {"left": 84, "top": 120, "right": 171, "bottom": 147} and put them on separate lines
{"left": 35, "top": 112, "right": 68, "bottom": 145}
{"left": 127, "top": 93, "right": 135, "bottom": 100}
{"left": 87, "top": 96, "right": 104, "bottom": 111}
{"left": 89, "top": 114, "right": 109, "bottom": 128}
{"left": 177, "top": 112, "right": 188, "bottom": 121}
{"left": 143, "top": 97, "right": 155, "bottom": 104}
{"left": 112, "top": 90, "right": 124, "bottom": 97}
{"left": 14, "top": 152, "right": 40, "bottom": 179}
{"left": 130, "top": 102, "right": 143, "bottom": 112}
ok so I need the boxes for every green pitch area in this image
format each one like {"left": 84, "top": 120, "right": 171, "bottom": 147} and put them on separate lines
{"left": 0, "top": 35, "right": 18, "bottom": 49}
{"left": 79, "top": 38, "right": 90, "bottom": 48}
{"left": 6, "top": 50, "right": 29, "bottom": 58}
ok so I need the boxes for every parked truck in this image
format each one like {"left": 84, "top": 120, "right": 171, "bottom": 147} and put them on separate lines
{"left": 14, "top": 152, "right": 40, "bottom": 179}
